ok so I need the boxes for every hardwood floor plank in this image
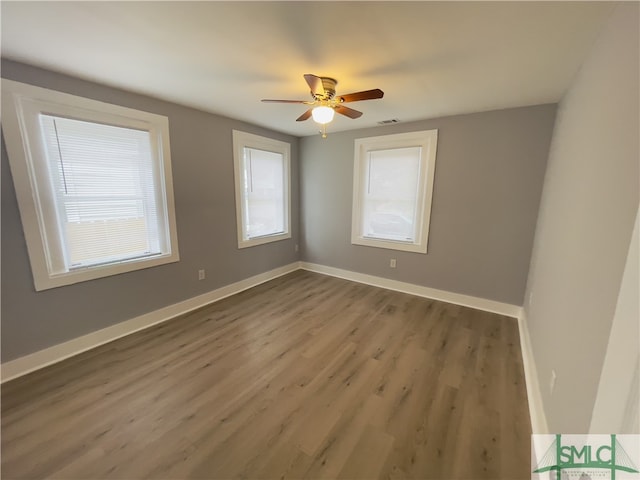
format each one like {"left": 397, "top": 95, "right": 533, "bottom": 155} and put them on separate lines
{"left": 1, "top": 270, "right": 531, "bottom": 479}
{"left": 337, "top": 424, "right": 395, "bottom": 480}
{"left": 302, "top": 393, "right": 383, "bottom": 479}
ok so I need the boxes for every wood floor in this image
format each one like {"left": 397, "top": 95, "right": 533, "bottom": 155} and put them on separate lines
{"left": 1, "top": 270, "right": 531, "bottom": 479}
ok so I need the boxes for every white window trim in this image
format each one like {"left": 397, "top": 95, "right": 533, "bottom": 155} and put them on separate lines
{"left": 1, "top": 79, "right": 180, "bottom": 291}
{"left": 351, "top": 129, "right": 438, "bottom": 254}
{"left": 232, "top": 130, "right": 291, "bottom": 249}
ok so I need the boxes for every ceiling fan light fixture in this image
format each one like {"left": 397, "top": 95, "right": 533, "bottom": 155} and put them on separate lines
{"left": 311, "top": 106, "right": 334, "bottom": 124}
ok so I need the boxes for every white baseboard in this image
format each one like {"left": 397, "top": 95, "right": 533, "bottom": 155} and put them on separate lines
{"left": 300, "top": 262, "right": 522, "bottom": 318}
{"left": 2, "top": 260, "right": 526, "bottom": 385}
{"left": 1, "top": 262, "right": 299, "bottom": 383}
{"left": 518, "top": 310, "right": 549, "bottom": 433}
{"left": 3, "top": 260, "right": 542, "bottom": 434}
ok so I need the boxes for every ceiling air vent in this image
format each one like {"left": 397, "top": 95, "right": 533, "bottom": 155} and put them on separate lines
{"left": 377, "top": 119, "right": 400, "bottom": 125}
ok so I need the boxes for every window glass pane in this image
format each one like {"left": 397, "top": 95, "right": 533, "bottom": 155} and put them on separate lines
{"left": 363, "top": 146, "right": 421, "bottom": 242}
{"left": 39, "top": 115, "right": 161, "bottom": 268}
{"left": 244, "top": 147, "right": 285, "bottom": 239}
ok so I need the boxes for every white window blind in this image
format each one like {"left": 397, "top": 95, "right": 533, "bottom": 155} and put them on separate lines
{"left": 362, "top": 147, "right": 421, "bottom": 242}
{"left": 39, "top": 115, "right": 163, "bottom": 269}
{"left": 242, "top": 147, "right": 285, "bottom": 240}
{"left": 232, "top": 130, "right": 291, "bottom": 249}
{"left": 351, "top": 130, "right": 438, "bottom": 254}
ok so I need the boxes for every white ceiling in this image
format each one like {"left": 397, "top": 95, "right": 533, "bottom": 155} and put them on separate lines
{"left": 1, "top": 1, "right": 614, "bottom": 137}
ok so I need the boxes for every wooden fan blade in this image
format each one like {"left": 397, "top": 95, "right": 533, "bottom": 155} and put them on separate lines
{"left": 303, "top": 74, "right": 325, "bottom": 97}
{"left": 337, "top": 89, "right": 384, "bottom": 103}
{"left": 335, "top": 105, "right": 363, "bottom": 119}
{"left": 262, "top": 99, "right": 312, "bottom": 104}
{"left": 296, "top": 109, "right": 313, "bottom": 122}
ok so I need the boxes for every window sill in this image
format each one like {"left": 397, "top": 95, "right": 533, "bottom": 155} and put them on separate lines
{"left": 237, "top": 232, "right": 292, "bottom": 249}
{"left": 351, "top": 236, "right": 427, "bottom": 254}
{"left": 33, "top": 252, "right": 180, "bottom": 291}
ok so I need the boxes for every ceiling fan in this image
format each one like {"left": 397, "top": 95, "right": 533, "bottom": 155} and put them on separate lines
{"left": 262, "top": 74, "right": 384, "bottom": 136}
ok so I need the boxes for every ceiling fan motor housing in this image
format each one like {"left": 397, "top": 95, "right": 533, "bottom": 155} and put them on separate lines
{"left": 313, "top": 77, "right": 337, "bottom": 101}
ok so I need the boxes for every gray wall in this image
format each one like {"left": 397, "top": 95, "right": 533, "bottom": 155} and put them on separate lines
{"left": 524, "top": 3, "right": 639, "bottom": 433}
{"left": 1, "top": 60, "right": 300, "bottom": 362}
{"left": 300, "top": 105, "right": 556, "bottom": 306}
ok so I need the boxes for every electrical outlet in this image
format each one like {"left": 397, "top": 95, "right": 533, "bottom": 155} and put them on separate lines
{"left": 529, "top": 292, "right": 534, "bottom": 307}
{"left": 550, "top": 370, "right": 557, "bottom": 395}
{"left": 295, "top": 244, "right": 299, "bottom": 252}
{"left": 390, "top": 259, "right": 397, "bottom": 268}
{"left": 198, "top": 269, "right": 206, "bottom": 281}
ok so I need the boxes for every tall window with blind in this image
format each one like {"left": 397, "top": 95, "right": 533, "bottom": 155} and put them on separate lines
{"left": 2, "top": 79, "right": 179, "bottom": 290}
{"left": 362, "top": 147, "right": 422, "bottom": 242}
{"left": 232, "top": 131, "right": 291, "bottom": 248}
{"left": 351, "top": 130, "right": 438, "bottom": 253}
{"left": 40, "top": 116, "right": 162, "bottom": 269}
{"left": 241, "top": 147, "right": 286, "bottom": 239}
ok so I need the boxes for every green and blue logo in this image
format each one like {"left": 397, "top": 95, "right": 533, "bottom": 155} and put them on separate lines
{"left": 532, "top": 434, "right": 640, "bottom": 480}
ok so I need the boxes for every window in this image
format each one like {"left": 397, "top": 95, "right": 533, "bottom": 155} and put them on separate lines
{"left": 232, "top": 130, "right": 291, "bottom": 248}
{"left": 2, "top": 79, "right": 179, "bottom": 291}
{"left": 351, "top": 130, "right": 438, "bottom": 253}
